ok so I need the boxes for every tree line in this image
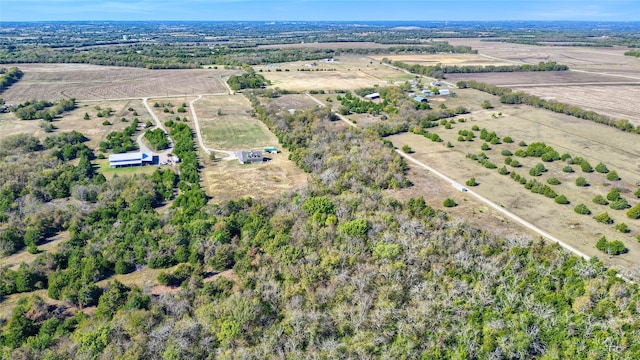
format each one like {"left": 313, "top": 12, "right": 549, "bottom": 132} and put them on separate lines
{"left": 384, "top": 59, "right": 568, "bottom": 79}
{"left": 461, "top": 80, "right": 638, "bottom": 133}
{"left": 0, "top": 67, "right": 22, "bottom": 94}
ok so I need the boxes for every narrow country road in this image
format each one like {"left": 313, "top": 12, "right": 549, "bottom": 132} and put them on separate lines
{"left": 306, "top": 93, "right": 357, "bottom": 128}
{"left": 308, "top": 89, "right": 595, "bottom": 263}
{"left": 396, "top": 150, "right": 591, "bottom": 260}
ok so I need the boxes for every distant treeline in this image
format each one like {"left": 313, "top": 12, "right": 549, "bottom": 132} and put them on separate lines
{"left": 460, "top": 80, "right": 637, "bottom": 133}
{"left": 0, "top": 67, "right": 22, "bottom": 93}
{"left": 0, "top": 42, "right": 475, "bottom": 69}
{"left": 385, "top": 59, "right": 568, "bottom": 78}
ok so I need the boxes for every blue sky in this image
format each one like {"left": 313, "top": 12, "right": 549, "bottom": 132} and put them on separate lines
{"left": 1, "top": 0, "right": 638, "bottom": 22}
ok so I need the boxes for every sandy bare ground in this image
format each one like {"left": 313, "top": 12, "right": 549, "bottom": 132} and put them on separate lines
{"left": 1, "top": 64, "right": 239, "bottom": 102}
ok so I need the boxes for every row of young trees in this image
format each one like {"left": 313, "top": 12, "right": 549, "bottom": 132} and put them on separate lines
{"left": 385, "top": 59, "right": 568, "bottom": 79}
{"left": 0, "top": 67, "right": 23, "bottom": 93}
{"left": 10, "top": 98, "right": 76, "bottom": 121}
{"left": 462, "top": 80, "right": 639, "bottom": 133}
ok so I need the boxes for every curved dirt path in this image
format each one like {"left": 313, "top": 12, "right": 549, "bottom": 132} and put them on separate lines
{"left": 189, "top": 95, "right": 236, "bottom": 160}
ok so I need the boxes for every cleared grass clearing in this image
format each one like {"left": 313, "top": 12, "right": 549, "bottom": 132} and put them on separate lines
{"left": 388, "top": 96, "right": 640, "bottom": 274}
{"left": 201, "top": 150, "right": 307, "bottom": 204}
{"left": 256, "top": 55, "right": 413, "bottom": 92}
{"left": 194, "top": 95, "right": 272, "bottom": 150}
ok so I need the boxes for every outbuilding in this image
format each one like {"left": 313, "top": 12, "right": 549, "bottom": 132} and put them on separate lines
{"left": 440, "top": 89, "right": 450, "bottom": 96}
{"left": 364, "top": 92, "right": 380, "bottom": 100}
{"left": 413, "top": 96, "right": 428, "bottom": 103}
{"left": 109, "top": 152, "right": 157, "bottom": 168}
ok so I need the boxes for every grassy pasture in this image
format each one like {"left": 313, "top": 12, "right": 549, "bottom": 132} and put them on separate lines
{"left": 388, "top": 93, "right": 640, "bottom": 272}
{"left": 194, "top": 95, "right": 272, "bottom": 150}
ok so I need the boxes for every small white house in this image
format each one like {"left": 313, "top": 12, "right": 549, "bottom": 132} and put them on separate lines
{"left": 440, "top": 89, "right": 450, "bottom": 96}
{"left": 364, "top": 93, "right": 380, "bottom": 100}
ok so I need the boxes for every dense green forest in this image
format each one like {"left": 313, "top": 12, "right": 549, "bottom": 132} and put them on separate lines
{"left": 0, "top": 42, "right": 474, "bottom": 69}
{"left": 2, "top": 88, "right": 640, "bottom": 358}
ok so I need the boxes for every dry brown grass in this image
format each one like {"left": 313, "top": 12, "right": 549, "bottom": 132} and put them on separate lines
{"left": 370, "top": 53, "right": 512, "bottom": 66}
{"left": 0, "top": 232, "right": 70, "bottom": 270}
{"left": 446, "top": 71, "right": 640, "bottom": 126}
{"left": 256, "top": 55, "right": 413, "bottom": 92}
{"left": 440, "top": 40, "right": 640, "bottom": 125}
{"left": 201, "top": 152, "right": 307, "bottom": 204}
{"left": 1, "top": 64, "right": 238, "bottom": 102}
{"left": 0, "top": 99, "right": 154, "bottom": 151}
{"left": 388, "top": 93, "right": 640, "bottom": 274}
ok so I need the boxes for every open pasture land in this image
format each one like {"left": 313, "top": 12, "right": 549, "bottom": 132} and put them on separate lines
{"left": 0, "top": 99, "right": 152, "bottom": 150}
{"left": 446, "top": 38, "right": 640, "bottom": 77}
{"left": 194, "top": 95, "right": 273, "bottom": 150}
{"left": 446, "top": 72, "right": 640, "bottom": 125}
{"left": 262, "top": 94, "right": 321, "bottom": 112}
{"left": 1, "top": 64, "right": 238, "bottom": 102}
{"left": 256, "top": 55, "right": 414, "bottom": 92}
{"left": 369, "top": 53, "right": 513, "bottom": 67}
{"left": 201, "top": 151, "right": 307, "bottom": 204}
{"left": 388, "top": 99, "right": 640, "bottom": 274}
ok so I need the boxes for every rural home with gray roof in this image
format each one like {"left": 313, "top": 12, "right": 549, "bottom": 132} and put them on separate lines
{"left": 237, "top": 150, "right": 263, "bottom": 164}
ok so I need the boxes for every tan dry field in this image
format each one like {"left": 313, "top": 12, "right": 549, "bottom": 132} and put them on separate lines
{"left": 446, "top": 38, "right": 640, "bottom": 76}
{"left": 388, "top": 94, "right": 640, "bottom": 275}
{"left": 147, "top": 96, "right": 196, "bottom": 124}
{"left": 441, "top": 40, "right": 640, "bottom": 125}
{"left": 263, "top": 93, "right": 320, "bottom": 112}
{"left": 369, "top": 53, "right": 513, "bottom": 67}
{"left": 1, "top": 64, "right": 238, "bottom": 102}
{"left": 197, "top": 95, "right": 308, "bottom": 202}
{"left": 0, "top": 99, "right": 153, "bottom": 150}
{"left": 446, "top": 71, "right": 640, "bottom": 125}
{"left": 257, "top": 55, "right": 414, "bottom": 92}
{"left": 201, "top": 152, "right": 307, "bottom": 204}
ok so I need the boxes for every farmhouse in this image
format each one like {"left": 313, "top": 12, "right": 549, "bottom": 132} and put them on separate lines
{"left": 413, "top": 96, "right": 428, "bottom": 103}
{"left": 238, "top": 150, "right": 263, "bottom": 164}
{"left": 364, "top": 92, "right": 380, "bottom": 100}
{"left": 109, "top": 152, "right": 157, "bottom": 168}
